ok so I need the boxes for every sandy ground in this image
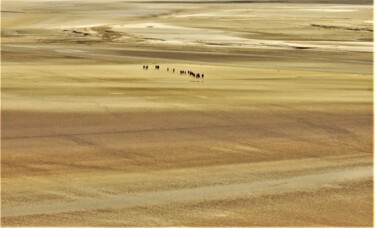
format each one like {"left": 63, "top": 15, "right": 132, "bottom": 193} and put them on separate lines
{"left": 1, "top": 0, "right": 373, "bottom": 226}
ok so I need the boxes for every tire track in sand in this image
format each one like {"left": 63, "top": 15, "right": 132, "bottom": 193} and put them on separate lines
{"left": 2, "top": 165, "right": 372, "bottom": 217}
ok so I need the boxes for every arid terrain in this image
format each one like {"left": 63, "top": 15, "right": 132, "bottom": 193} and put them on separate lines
{"left": 1, "top": 0, "right": 373, "bottom": 226}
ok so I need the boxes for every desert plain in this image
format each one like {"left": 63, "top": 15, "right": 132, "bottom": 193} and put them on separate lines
{"left": 1, "top": 0, "right": 374, "bottom": 226}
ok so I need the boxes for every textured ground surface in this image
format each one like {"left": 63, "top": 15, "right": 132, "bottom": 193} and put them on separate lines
{"left": 1, "top": 0, "right": 373, "bottom": 226}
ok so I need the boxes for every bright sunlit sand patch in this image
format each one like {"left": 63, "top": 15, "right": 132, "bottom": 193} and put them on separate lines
{"left": 55, "top": 49, "right": 86, "bottom": 53}
{"left": 301, "top": 9, "right": 357, "bottom": 12}
{"left": 109, "top": 92, "right": 124, "bottom": 95}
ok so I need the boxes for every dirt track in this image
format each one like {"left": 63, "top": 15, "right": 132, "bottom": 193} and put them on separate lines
{"left": 2, "top": 163, "right": 372, "bottom": 217}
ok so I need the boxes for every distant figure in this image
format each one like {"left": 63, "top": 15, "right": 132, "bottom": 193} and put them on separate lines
{"left": 167, "top": 68, "right": 169, "bottom": 72}
{"left": 202, "top": 74, "right": 204, "bottom": 79}
{"left": 196, "top": 73, "right": 200, "bottom": 78}
{"left": 173, "top": 68, "right": 175, "bottom": 73}
{"left": 155, "top": 65, "right": 160, "bottom": 70}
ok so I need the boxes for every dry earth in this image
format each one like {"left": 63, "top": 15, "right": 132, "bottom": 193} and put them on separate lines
{"left": 1, "top": 0, "right": 373, "bottom": 226}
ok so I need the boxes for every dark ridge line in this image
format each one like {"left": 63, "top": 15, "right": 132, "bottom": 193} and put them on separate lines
{"left": 123, "top": 0, "right": 372, "bottom": 4}
{"left": 1, "top": 11, "right": 22, "bottom": 13}
{"left": 124, "top": 0, "right": 281, "bottom": 3}
{"left": 2, "top": 123, "right": 250, "bottom": 140}
{"left": 311, "top": 24, "right": 373, "bottom": 32}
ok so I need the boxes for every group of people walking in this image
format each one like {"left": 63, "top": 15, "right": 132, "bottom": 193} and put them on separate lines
{"left": 142, "top": 65, "right": 204, "bottom": 79}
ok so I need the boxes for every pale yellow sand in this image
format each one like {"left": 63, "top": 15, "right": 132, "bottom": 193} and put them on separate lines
{"left": 1, "top": 0, "right": 373, "bottom": 226}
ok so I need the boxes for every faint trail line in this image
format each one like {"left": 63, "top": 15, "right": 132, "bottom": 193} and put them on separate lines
{"left": 2, "top": 123, "right": 250, "bottom": 140}
{"left": 3, "top": 45, "right": 372, "bottom": 64}
{"left": 2, "top": 165, "right": 372, "bottom": 217}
